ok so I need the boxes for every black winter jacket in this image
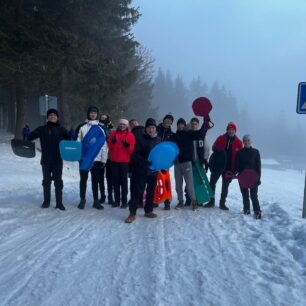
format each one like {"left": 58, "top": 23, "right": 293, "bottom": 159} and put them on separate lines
{"left": 132, "top": 125, "right": 145, "bottom": 143}
{"left": 131, "top": 133, "right": 161, "bottom": 176}
{"left": 28, "top": 122, "right": 70, "bottom": 165}
{"left": 235, "top": 147, "right": 261, "bottom": 178}
{"left": 157, "top": 123, "right": 173, "bottom": 142}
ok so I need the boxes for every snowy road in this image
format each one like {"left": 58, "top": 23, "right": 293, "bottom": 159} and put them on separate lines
{"left": 1, "top": 142, "right": 306, "bottom": 306}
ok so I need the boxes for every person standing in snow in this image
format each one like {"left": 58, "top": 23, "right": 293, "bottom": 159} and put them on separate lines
{"left": 76, "top": 106, "right": 108, "bottom": 210}
{"left": 107, "top": 119, "right": 135, "bottom": 208}
{"left": 22, "top": 124, "right": 30, "bottom": 141}
{"left": 125, "top": 118, "right": 161, "bottom": 223}
{"left": 157, "top": 114, "right": 175, "bottom": 210}
{"left": 204, "top": 122, "right": 243, "bottom": 210}
{"left": 235, "top": 134, "right": 262, "bottom": 219}
{"left": 185, "top": 117, "right": 210, "bottom": 206}
{"left": 171, "top": 116, "right": 211, "bottom": 211}
{"left": 28, "top": 109, "right": 70, "bottom": 210}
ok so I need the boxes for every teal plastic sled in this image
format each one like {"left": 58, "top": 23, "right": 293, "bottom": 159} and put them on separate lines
{"left": 193, "top": 160, "right": 214, "bottom": 205}
{"left": 60, "top": 140, "right": 82, "bottom": 161}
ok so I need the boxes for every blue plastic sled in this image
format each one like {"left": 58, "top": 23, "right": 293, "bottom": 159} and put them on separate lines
{"left": 60, "top": 140, "right": 82, "bottom": 162}
{"left": 148, "top": 141, "right": 179, "bottom": 171}
{"left": 80, "top": 125, "right": 106, "bottom": 171}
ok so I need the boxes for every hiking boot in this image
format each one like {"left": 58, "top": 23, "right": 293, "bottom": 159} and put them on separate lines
{"left": 55, "top": 203, "right": 66, "bottom": 211}
{"left": 125, "top": 214, "right": 136, "bottom": 223}
{"left": 99, "top": 195, "right": 106, "bottom": 204}
{"left": 254, "top": 211, "right": 262, "bottom": 219}
{"left": 120, "top": 203, "right": 128, "bottom": 209}
{"left": 78, "top": 199, "right": 86, "bottom": 209}
{"left": 112, "top": 202, "right": 119, "bottom": 208}
{"left": 164, "top": 202, "right": 171, "bottom": 210}
{"left": 204, "top": 199, "right": 215, "bottom": 208}
{"left": 175, "top": 202, "right": 185, "bottom": 210}
{"left": 144, "top": 212, "right": 157, "bottom": 218}
{"left": 220, "top": 204, "right": 229, "bottom": 210}
{"left": 41, "top": 202, "right": 50, "bottom": 208}
{"left": 93, "top": 200, "right": 104, "bottom": 210}
{"left": 192, "top": 201, "right": 199, "bottom": 211}
{"left": 243, "top": 209, "right": 251, "bottom": 215}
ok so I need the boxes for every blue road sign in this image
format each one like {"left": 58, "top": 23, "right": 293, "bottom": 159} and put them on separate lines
{"left": 297, "top": 82, "right": 306, "bottom": 114}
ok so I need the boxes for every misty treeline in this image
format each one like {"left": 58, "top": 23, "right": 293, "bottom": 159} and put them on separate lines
{"left": 152, "top": 68, "right": 306, "bottom": 163}
{"left": 0, "top": 0, "right": 157, "bottom": 136}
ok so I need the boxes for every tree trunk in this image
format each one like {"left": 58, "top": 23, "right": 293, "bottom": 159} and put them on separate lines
{"left": 14, "top": 80, "right": 25, "bottom": 138}
{"left": 7, "top": 86, "right": 16, "bottom": 133}
{"left": 59, "top": 67, "right": 71, "bottom": 129}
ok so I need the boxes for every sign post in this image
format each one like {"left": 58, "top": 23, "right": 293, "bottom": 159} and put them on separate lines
{"left": 297, "top": 82, "right": 306, "bottom": 218}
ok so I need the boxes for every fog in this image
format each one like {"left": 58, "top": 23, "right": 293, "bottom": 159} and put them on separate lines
{"left": 132, "top": 0, "right": 306, "bottom": 166}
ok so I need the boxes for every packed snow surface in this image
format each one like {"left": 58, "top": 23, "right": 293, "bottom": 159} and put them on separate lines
{"left": 0, "top": 140, "right": 306, "bottom": 306}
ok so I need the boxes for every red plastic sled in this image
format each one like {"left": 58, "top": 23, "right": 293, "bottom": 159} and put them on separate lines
{"left": 192, "top": 97, "right": 212, "bottom": 117}
{"left": 226, "top": 169, "right": 259, "bottom": 189}
{"left": 154, "top": 170, "right": 172, "bottom": 204}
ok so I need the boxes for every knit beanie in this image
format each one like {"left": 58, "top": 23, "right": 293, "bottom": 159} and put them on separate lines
{"left": 190, "top": 117, "right": 199, "bottom": 124}
{"left": 145, "top": 118, "right": 157, "bottom": 128}
{"left": 47, "top": 108, "right": 59, "bottom": 118}
{"left": 177, "top": 118, "right": 186, "bottom": 126}
{"left": 118, "top": 119, "right": 129, "bottom": 125}
{"left": 163, "top": 114, "right": 174, "bottom": 122}
{"left": 87, "top": 106, "right": 99, "bottom": 120}
{"left": 226, "top": 121, "right": 237, "bottom": 132}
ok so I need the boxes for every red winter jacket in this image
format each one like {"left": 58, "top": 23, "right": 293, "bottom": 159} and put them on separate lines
{"left": 107, "top": 129, "right": 135, "bottom": 163}
{"left": 213, "top": 134, "right": 243, "bottom": 172}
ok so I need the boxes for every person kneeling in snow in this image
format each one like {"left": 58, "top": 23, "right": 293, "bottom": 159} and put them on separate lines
{"left": 125, "top": 118, "right": 161, "bottom": 223}
{"left": 28, "top": 109, "right": 70, "bottom": 210}
{"left": 235, "top": 134, "right": 262, "bottom": 219}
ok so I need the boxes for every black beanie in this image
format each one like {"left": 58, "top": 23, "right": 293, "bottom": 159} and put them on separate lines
{"left": 177, "top": 118, "right": 186, "bottom": 126}
{"left": 145, "top": 118, "right": 157, "bottom": 128}
{"left": 47, "top": 108, "right": 59, "bottom": 117}
{"left": 87, "top": 106, "right": 99, "bottom": 120}
{"left": 163, "top": 114, "right": 174, "bottom": 122}
{"left": 190, "top": 117, "right": 199, "bottom": 124}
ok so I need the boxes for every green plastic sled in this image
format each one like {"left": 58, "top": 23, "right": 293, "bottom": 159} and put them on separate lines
{"left": 192, "top": 160, "right": 214, "bottom": 205}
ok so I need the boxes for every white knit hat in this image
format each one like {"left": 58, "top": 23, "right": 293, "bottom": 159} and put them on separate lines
{"left": 118, "top": 119, "right": 129, "bottom": 125}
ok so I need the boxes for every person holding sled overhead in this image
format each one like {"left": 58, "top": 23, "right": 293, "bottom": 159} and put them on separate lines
{"left": 125, "top": 118, "right": 161, "bottom": 223}
{"left": 205, "top": 122, "right": 243, "bottom": 210}
{"left": 157, "top": 114, "right": 174, "bottom": 210}
{"left": 107, "top": 119, "right": 135, "bottom": 208}
{"left": 28, "top": 109, "right": 70, "bottom": 210}
{"left": 76, "top": 106, "right": 108, "bottom": 210}
{"left": 235, "top": 134, "right": 262, "bottom": 219}
{"left": 172, "top": 116, "right": 211, "bottom": 211}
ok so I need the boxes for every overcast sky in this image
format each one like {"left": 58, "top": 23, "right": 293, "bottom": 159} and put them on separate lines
{"left": 132, "top": 0, "right": 306, "bottom": 126}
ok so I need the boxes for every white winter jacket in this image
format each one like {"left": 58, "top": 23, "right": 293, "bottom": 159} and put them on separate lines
{"left": 77, "top": 120, "right": 108, "bottom": 163}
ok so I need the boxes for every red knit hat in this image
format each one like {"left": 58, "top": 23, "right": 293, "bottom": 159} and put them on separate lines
{"left": 226, "top": 122, "right": 237, "bottom": 132}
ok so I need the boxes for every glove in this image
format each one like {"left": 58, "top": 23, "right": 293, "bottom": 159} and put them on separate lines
{"left": 122, "top": 140, "right": 130, "bottom": 148}
{"left": 204, "top": 160, "right": 209, "bottom": 173}
{"left": 111, "top": 136, "right": 117, "bottom": 144}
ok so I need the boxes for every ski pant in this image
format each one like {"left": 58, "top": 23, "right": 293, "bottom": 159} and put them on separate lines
{"left": 99, "top": 164, "right": 106, "bottom": 200}
{"left": 111, "top": 161, "right": 129, "bottom": 204}
{"left": 174, "top": 161, "right": 196, "bottom": 203}
{"left": 239, "top": 185, "right": 261, "bottom": 212}
{"left": 42, "top": 163, "right": 63, "bottom": 205}
{"left": 129, "top": 173, "right": 158, "bottom": 215}
{"left": 209, "top": 172, "right": 232, "bottom": 206}
{"left": 79, "top": 161, "right": 102, "bottom": 201}
{"left": 105, "top": 159, "right": 113, "bottom": 200}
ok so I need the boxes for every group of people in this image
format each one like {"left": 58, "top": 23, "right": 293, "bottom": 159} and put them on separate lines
{"left": 26, "top": 105, "right": 262, "bottom": 222}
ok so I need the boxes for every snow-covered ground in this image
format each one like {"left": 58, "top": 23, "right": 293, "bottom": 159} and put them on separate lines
{"left": 1, "top": 135, "right": 306, "bottom": 306}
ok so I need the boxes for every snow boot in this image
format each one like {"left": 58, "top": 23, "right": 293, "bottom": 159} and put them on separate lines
{"left": 55, "top": 203, "right": 66, "bottom": 211}
{"left": 243, "top": 209, "right": 251, "bottom": 215}
{"left": 254, "top": 211, "right": 262, "bottom": 219}
{"left": 192, "top": 201, "right": 199, "bottom": 211}
{"left": 204, "top": 198, "right": 215, "bottom": 208}
{"left": 41, "top": 201, "right": 50, "bottom": 208}
{"left": 220, "top": 205, "right": 229, "bottom": 210}
{"left": 112, "top": 202, "right": 119, "bottom": 208}
{"left": 78, "top": 199, "right": 86, "bottom": 209}
{"left": 108, "top": 196, "right": 114, "bottom": 205}
{"left": 164, "top": 202, "right": 171, "bottom": 210}
{"left": 175, "top": 201, "right": 185, "bottom": 210}
{"left": 120, "top": 203, "right": 128, "bottom": 209}
{"left": 144, "top": 212, "right": 157, "bottom": 218}
{"left": 125, "top": 214, "right": 136, "bottom": 223}
{"left": 99, "top": 195, "right": 106, "bottom": 204}
{"left": 93, "top": 200, "right": 104, "bottom": 210}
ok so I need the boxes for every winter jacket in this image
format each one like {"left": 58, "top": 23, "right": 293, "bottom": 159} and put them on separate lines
{"left": 76, "top": 120, "right": 108, "bottom": 163}
{"left": 107, "top": 129, "right": 135, "bottom": 163}
{"left": 212, "top": 134, "right": 243, "bottom": 172}
{"left": 193, "top": 137, "right": 210, "bottom": 165}
{"left": 131, "top": 133, "right": 161, "bottom": 176}
{"left": 28, "top": 121, "right": 70, "bottom": 165}
{"left": 157, "top": 123, "right": 174, "bottom": 142}
{"left": 235, "top": 147, "right": 261, "bottom": 179}
{"left": 172, "top": 123, "right": 207, "bottom": 164}
{"left": 131, "top": 125, "right": 145, "bottom": 143}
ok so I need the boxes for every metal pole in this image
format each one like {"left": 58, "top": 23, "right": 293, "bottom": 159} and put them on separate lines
{"left": 303, "top": 171, "right": 306, "bottom": 218}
